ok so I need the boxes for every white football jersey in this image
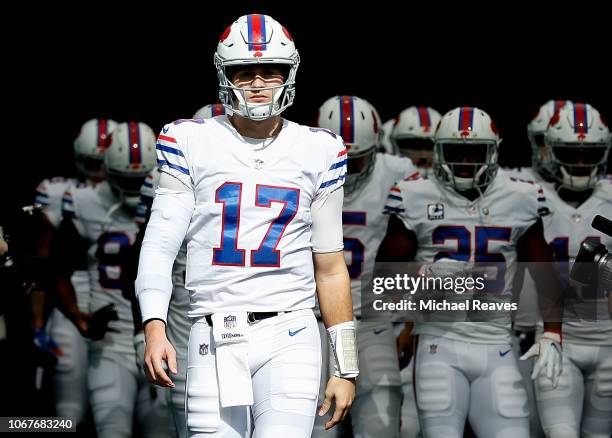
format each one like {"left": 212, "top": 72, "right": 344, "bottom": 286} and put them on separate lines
{"left": 343, "top": 153, "right": 417, "bottom": 316}
{"left": 384, "top": 173, "right": 550, "bottom": 343}
{"left": 36, "top": 177, "right": 93, "bottom": 227}
{"left": 137, "top": 167, "right": 190, "bottom": 354}
{"left": 543, "top": 179, "right": 612, "bottom": 345}
{"left": 156, "top": 116, "right": 347, "bottom": 317}
{"left": 63, "top": 182, "right": 140, "bottom": 354}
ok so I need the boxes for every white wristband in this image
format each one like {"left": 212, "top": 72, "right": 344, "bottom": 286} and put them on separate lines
{"left": 327, "top": 321, "right": 359, "bottom": 378}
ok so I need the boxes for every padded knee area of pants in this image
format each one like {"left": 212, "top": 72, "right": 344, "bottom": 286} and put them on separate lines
{"left": 187, "top": 366, "right": 220, "bottom": 432}
{"left": 544, "top": 424, "right": 579, "bottom": 438}
{"left": 271, "top": 347, "right": 319, "bottom": 414}
{"left": 88, "top": 359, "right": 120, "bottom": 405}
{"left": 594, "top": 358, "right": 612, "bottom": 398}
{"left": 415, "top": 363, "right": 452, "bottom": 414}
{"left": 492, "top": 367, "right": 528, "bottom": 418}
{"left": 536, "top": 366, "right": 572, "bottom": 397}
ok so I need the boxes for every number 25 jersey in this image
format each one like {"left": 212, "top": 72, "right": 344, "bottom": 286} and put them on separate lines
{"left": 157, "top": 116, "right": 347, "bottom": 317}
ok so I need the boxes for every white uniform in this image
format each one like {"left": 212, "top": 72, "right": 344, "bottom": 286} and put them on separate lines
{"left": 147, "top": 116, "right": 346, "bottom": 438}
{"left": 36, "top": 177, "right": 91, "bottom": 423}
{"left": 384, "top": 173, "right": 549, "bottom": 438}
{"left": 313, "top": 154, "right": 416, "bottom": 438}
{"left": 534, "top": 179, "right": 612, "bottom": 438}
{"left": 63, "top": 182, "right": 172, "bottom": 438}
{"left": 137, "top": 168, "right": 191, "bottom": 438}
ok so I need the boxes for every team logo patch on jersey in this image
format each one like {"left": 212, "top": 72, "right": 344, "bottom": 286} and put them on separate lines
{"left": 224, "top": 315, "right": 237, "bottom": 329}
{"left": 429, "top": 344, "right": 438, "bottom": 354}
{"left": 199, "top": 343, "right": 209, "bottom": 355}
{"left": 427, "top": 203, "right": 445, "bottom": 220}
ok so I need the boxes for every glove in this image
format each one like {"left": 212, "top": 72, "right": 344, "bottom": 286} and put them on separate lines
{"left": 134, "top": 331, "right": 146, "bottom": 372}
{"left": 33, "top": 328, "right": 64, "bottom": 357}
{"left": 87, "top": 304, "right": 119, "bottom": 341}
{"left": 520, "top": 331, "right": 562, "bottom": 388}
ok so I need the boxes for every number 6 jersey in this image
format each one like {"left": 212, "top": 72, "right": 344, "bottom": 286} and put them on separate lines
{"left": 156, "top": 116, "right": 347, "bottom": 317}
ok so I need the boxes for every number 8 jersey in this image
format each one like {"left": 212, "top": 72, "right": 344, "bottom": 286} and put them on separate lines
{"left": 384, "top": 173, "right": 550, "bottom": 343}
{"left": 156, "top": 116, "right": 347, "bottom": 317}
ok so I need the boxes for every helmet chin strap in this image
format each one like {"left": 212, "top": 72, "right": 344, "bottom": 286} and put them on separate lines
{"left": 231, "top": 85, "right": 283, "bottom": 121}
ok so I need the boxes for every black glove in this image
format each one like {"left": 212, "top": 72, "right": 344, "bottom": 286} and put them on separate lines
{"left": 87, "top": 304, "right": 120, "bottom": 341}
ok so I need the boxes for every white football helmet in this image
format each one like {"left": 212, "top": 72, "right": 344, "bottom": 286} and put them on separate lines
{"left": 73, "top": 118, "right": 118, "bottom": 181}
{"left": 379, "top": 119, "right": 396, "bottom": 154}
{"left": 545, "top": 102, "right": 611, "bottom": 190}
{"left": 433, "top": 107, "right": 500, "bottom": 191}
{"left": 391, "top": 106, "right": 442, "bottom": 172}
{"left": 527, "top": 100, "right": 571, "bottom": 178}
{"left": 317, "top": 95, "right": 380, "bottom": 193}
{"left": 193, "top": 103, "right": 227, "bottom": 119}
{"left": 104, "top": 122, "right": 157, "bottom": 208}
{"left": 214, "top": 14, "right": 299, "bottom": 121}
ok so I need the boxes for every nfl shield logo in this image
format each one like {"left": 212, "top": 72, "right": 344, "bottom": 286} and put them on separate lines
{"left": 199, "top": 343, "right": 209, "bottom": 355}
{"left": 427, "top": 203, "right": 444, "bottom": 220}
{"left": 429, "top": 344, "right": 438, "bottom": 354}
{"left": 224, "top": 315, "right": 237, "bottom": 329}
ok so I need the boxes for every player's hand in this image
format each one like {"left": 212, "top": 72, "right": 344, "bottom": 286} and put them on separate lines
{"left": 318, "top": 376, "right": 356, "bottom": 430}
{"left": 396, "top": 327, "right": 413, "bottom": 369}
{"left": 143, "top": 320, "right": 176, "bottom": 388}
{"left": 86, "top": 304, "right": 120, "bottom": 341}
{"left": 0, "top": 237, "right": 8, "bottom": 256}
{"left": 520, "top": 331, "right": 562, "bottom": 388}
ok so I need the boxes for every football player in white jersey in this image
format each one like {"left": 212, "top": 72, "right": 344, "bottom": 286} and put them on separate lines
{"left": 380, "top": 107, "right": 563, "bottom": 438}
{"left": 55, "top": 122, "right": 173, "bottom": 438}
{"left": 136, "top": 14, "right": 357, "bottom": 438}
{"left": 35, "top": 118, "right": 117, "bottom": 425}
{"left": 532, "top": 102, "right": 612, "bottom": 437}
{"left": 390, "top": 106, "right": 442, "bottom": 177}
{"left": 314, "top": 95, "right": 417, "bottom": 438}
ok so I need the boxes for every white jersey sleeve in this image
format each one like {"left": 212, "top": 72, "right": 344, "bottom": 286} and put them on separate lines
{"left": 314, "top": 129, "right": 347, "bottom": 202}
{"left": 156, "top": 123, "right": 194, "bottom": 189}
{"left": 136, "top": 127, "right": 195, "bottom": 324}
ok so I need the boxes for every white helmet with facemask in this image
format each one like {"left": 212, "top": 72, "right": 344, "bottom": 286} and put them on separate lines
{"left": 73, "top": 118, "right": 118, "bottom": 181}
{"left": 433, "top": 107, "right": 500, "bottom": 192}
{"left": 104, "top": 122, "right": 156, "bottom": 209}
{"left": 214, "top": 14, "right": 299, "bottom": 121}
{"left": 545, "top": 102, "right": 611, "bottom": 191}
{"left": 391, "top": 106, "right": 441, "bottom": 173}
{"left": 317, "top": 95, "right": 381, "bottom": 194}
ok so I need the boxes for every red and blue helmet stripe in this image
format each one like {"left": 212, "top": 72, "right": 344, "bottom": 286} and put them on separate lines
{"left": 247, "top": 14, "right": 267, "bottom": 51}
{"left": 417, "top": 107, "right": 432, "bottom": 132}
{"left": 339, "top": 96, "right": 355, "bottom": 144}
{"left": 573, "top": 103, "right": 588, "bottom": 135}
{"left": 553, "top": 100, "right": 567, "bottom": 114}
{"left": 97, "top": 119, "right": 111, "bottom": 151}
{"left": 128, "top": 122, "right": 142, "bottom": 167}
{"left": 458, "top": 107, "right": 475, "bottom": 133}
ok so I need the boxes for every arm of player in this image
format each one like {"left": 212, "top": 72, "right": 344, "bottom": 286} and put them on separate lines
{"left": 54, "top": 216, "right": 92, "bottom": 335}
{"left": 517, "top": 218, "right": 564, "bottom": 387}
{"left": 310, "top": 187, "right": 356, "bottom": 430}
{"left": 136, "top": 172, "right": 194, "bottom": 388}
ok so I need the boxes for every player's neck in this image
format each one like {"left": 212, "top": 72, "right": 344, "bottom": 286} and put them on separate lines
{"left": 557, "top": 186, "right": 593, "bottom": 207}
{"left": 230, "top": 115, "right": 283, "bottom": 139}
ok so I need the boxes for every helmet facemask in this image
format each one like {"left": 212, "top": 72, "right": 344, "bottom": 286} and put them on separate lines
{"left": 528, "top": 131, "right": 555, "bottom": 180}
{"left": 105, "top": 168, "right": 147, "bottom": 210}
{"left": 549, "top": 142, "right": 610, "bottom": 191}
{"left": 75, "top": 154, "right": 106, "bottom": 182}
{"left": 345, "top": 146, "right": 376, "bottom": 194}
{"left": 215, "top": 56, "right": 299, "bottom": 121}
{"left": 434, "top": 142, "right": 499, "bottom": 192}
{"left": 393, "top": 136, "right": 435, "bottom": 169}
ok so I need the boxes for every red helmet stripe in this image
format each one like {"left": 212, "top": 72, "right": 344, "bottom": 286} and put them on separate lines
{"left": 418, "top": 107, "right": 431, "bottom": 132}
{"left": 340, "top": 96, "right": 355, "bottom": 144}
{"left": 128, "top": 122, "right": 142, "bottom": 167}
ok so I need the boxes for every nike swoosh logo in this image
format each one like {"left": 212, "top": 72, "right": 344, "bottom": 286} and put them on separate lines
{"left": 289, "top": 327, "right": 307, "bottom": 337}
{"left": 373, "top": 328, "right": 387, "bottom": 335}
{"left": 499, "top": 349, "right": 512, "bottom": 357}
